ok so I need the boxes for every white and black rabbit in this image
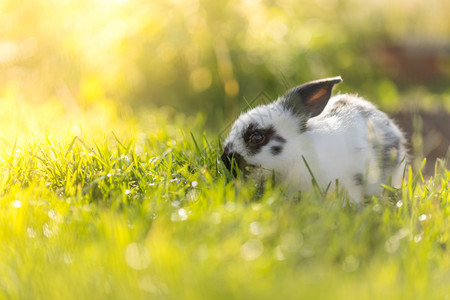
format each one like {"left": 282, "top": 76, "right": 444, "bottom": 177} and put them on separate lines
{"left": 221, "top": 76, "right": 407, "bottom": 202}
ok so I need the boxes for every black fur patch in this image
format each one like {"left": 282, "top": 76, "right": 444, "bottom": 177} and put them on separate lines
{"left": 370, "top": 129, "right": 402, "bottom": 179}
{"left": 271, "top": 145, "right": 283, "bottom": 155}
{"left": 353, "top": 173, "right": 364, "bottom": 186}
{"left": 223, "top": 143, "right": 233, "bottom": 154}
{"left": 273, "top": 135, "right": 287, "bottom": 144}
{"left": 326, "top": 98, "right": 377, "bottom": 120}
{"left": 327, "top": 98, "right": 350, "bottom": 116}
{"left": 242, "top": 122, "right": 276, "bottom": 155}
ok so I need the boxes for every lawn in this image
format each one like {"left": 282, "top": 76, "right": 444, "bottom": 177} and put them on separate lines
{"left": 0, "top": 103, "right": 448, "bottom": 300}
{"left": 1, "top": 0, "right": 449, "bottom": 298}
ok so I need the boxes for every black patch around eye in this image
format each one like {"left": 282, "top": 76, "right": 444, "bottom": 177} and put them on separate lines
{"left": 271, "top": 146, "right": 283, "bottom": 155}
{"left": 242, "top": 123, "right": 258, "bottom": 141}
{"left": 242, "top": 122, "right": 276, "bottom": 155}
{"left": 249, "top": 134, "right": 265, "bottom": 145}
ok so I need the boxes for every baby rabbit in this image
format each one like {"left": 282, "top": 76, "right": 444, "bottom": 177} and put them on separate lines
{"left": 221, "top": 76, "right": 407, "bottom": 202}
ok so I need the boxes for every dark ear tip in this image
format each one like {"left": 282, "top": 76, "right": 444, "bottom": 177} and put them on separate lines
{"left": 289, "top": 76, "right": 342, "bottom": 93}
{"left": 333, "top": 75, "right": 343, "bottom": 83}
{"left": 320, "top": 76, "right": 343, "bottom": 85}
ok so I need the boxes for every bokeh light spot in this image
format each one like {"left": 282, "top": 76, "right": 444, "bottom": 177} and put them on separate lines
{"left": 190, "top": 67, "right": 212, "bottom": 92}
{"left": 241, "top": 239, "right": 264, "bottom": 261}
{"left": 224, "top": 79, "right": 239, "bottom": 97}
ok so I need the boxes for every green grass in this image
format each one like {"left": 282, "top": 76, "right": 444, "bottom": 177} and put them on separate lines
{"left": 0, "top": 109, "right": 449, "bottom": 300}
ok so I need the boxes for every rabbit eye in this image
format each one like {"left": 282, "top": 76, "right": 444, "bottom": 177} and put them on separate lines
{"left": 249, "top": 133, "right": 265, "bottom": 145}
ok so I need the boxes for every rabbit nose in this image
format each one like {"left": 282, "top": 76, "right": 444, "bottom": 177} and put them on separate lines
{"left": 221, "top": 151, "right": 245, "bottom": 177}
{"left": 221, "top": 151, "right": 237, "bottom": 171}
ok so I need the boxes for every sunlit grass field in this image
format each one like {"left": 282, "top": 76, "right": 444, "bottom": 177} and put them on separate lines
{"left": 1, "top": 0, "right": 449, "bottom": 298}
{"left": 0, "top": 100, "right": 448, "bottom": 300}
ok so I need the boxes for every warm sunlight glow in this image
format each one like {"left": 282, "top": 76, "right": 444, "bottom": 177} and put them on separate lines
{"left": 0, "top": 0, "right": 448, "bottom": 137}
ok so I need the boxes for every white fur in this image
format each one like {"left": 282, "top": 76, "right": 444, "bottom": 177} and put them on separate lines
{"left": 223, "top": 93, "right": 407, "bottom": 203}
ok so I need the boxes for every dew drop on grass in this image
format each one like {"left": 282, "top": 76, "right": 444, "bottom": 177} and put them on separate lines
{"left": 178, "top": 208, "right": 187, "bottom": 219}
{"left": 171, "top": 208, "right": 188, "bottom": 221}
{"left": 120, "top": 154, "right": 130, "bottom": 163}
{"left": 241, "top": 239, "right": 264, "bottom": 261}
{"left": 125, "top": 189, "right": 131, "bottom": 195}
{"left": 191, "top": 181, "right": 198, "bottom": 188}
{"left": 27, "top": 227, "right": 36, "bottom": 239}
{"left": 43, "top": 224, "right": 53, "bottom": 238}
{"left": 414, "top": 234, "right": 423, "bottom": 243}
{"left": 48, "top": 209, "right": 57, "bottom": 220}
{"left": 396, "top": 200, "right": 403, "bottom": 208}
{"left": 125, "top": 243, "right": 151, "bottom": 270}
{"left": 11, "top": 200, "right": 22, "bottom": 208}
{"left": 418, "top": 214, "right": 427, "bottom": 221}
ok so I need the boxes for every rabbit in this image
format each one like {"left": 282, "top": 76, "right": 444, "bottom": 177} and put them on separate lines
{"left": 221, "top": 76, "right": 407, "bottom": 203}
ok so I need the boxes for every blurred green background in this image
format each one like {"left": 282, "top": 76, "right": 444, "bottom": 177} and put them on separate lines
{"left": 0, "top": 0, "right": 449, "bottom": 131}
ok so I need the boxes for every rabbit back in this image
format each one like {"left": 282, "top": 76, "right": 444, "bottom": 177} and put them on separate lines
{"left": 305, "top": 94, "right": 407, "bottom": 200}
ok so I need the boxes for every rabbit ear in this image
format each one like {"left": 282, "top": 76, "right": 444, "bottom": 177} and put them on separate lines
{"left": 282, "top": 76, "right": 342, "bottom": 119}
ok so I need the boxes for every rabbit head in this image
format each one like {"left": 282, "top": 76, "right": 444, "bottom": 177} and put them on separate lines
{"left": 221, "top": 76, "right": 342, "bottom": 177}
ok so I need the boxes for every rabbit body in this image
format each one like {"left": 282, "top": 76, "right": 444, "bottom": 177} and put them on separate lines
{"left": 221, "top": 77, "right": 407, "bottom": 202}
